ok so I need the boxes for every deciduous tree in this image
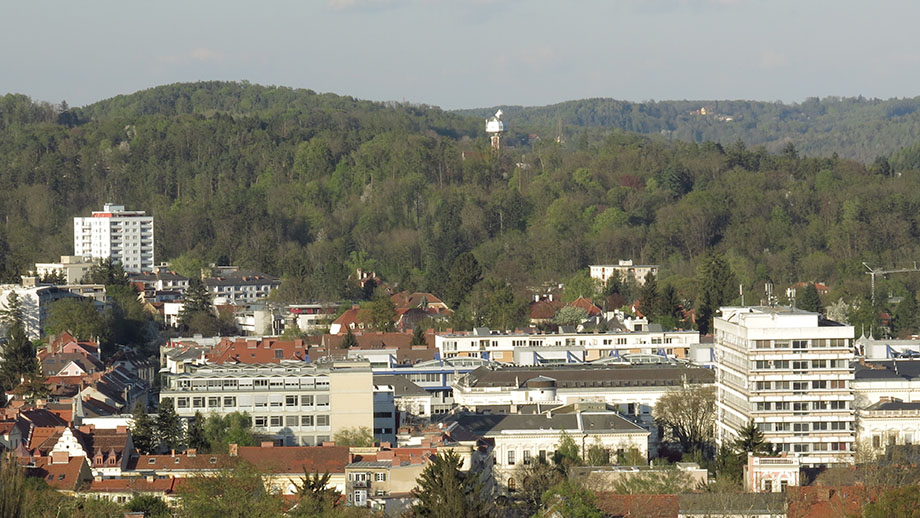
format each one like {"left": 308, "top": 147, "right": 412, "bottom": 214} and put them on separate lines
{"left": 653, "top": 385, "right": 716, "bottom": 454}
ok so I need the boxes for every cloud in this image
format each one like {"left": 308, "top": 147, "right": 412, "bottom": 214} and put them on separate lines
{"left": 759, "top": 50, "right": 787, "bottom": 69}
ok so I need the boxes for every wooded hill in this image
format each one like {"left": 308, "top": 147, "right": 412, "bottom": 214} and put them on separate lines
{"left": 459, "top": 96, "right": 920, "bottom": 164}
{"left": 1, "top": 81, "right": 919, "bottom": 332}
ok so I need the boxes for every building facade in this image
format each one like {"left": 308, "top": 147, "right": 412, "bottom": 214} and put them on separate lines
{"left": 435, "top": 327, "right": 700, "bottom": 364}
{"left": 160, "top": 361, "right": 379, "bottom": 446}
{"left": 74, "top": 204, "right": 154, "bottom": 272}
{"left": 714, "top": 306, "right": 856, "bottom": 466}
{"left": 589, "top": 260, "right": 659, "bottom": 286}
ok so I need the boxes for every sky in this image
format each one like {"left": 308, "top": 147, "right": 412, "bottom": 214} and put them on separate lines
{"left": 3, "top": 0, "right": 920, "bottom": 110}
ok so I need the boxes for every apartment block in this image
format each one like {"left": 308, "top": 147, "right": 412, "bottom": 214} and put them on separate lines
{"left": 160, "top": 361, "right": 381, "bottom": 446}
{"left": 714, "top": 306, "right": 855, "bottom": 466}
{"left": 74, "top": 204, "right": 154, "bottom": 272}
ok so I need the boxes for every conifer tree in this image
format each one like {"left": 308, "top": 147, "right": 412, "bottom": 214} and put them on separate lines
{"left": 130, "top": 400, "right": 156, "bottom": 454}
{"left": 187, "top": 411, "right": 208, "bottom": 452}
{"left": 341, "top": 327, "right": 358, "bottom": 349}
{"left": 798, "top": 283, "right": 823, "bottom": 314}
{"left": 412, "top": 450, "right": 490, "bottom": 518}
{"left": 156, "top": 398, "right": 184, "bottom": 453}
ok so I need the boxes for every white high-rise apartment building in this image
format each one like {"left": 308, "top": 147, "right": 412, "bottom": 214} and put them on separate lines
{"left": 74, "top": 204, "right": 154, "bottom": 272}
{"left": 715, "top": 306, "right": 855, "bottom": 466}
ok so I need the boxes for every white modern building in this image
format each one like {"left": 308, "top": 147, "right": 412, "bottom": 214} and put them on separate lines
{"left": 589, "top": 260, "right": 659, "bottom": 286}
{"left": 714, "top": 306, "right": 856, "bottom": 466}
{"left": 435, "top": 327, "right": 701, "bottom": 365}
{"left": 160, "top": 360, "right": 385, "bottom": 446}
{"left": 74, "top": 204, "right": 155, "bottom": 272}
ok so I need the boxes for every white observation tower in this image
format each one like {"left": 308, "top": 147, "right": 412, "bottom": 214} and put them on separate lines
{"left": 486, "top": 109, "right": 505, "bottom": 151}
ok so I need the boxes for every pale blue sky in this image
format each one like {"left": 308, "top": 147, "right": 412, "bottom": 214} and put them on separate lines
{"left": 3, "top": 0, "right": 919, "bottom": 109}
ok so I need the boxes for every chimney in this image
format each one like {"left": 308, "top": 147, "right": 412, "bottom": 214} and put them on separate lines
{"left": 51, "top": 450, "right": 69, "bottom": 464}
{"left": 260, "top": 441, "right": 274, "bottom": 448}
{"left": 229, "top": 443, "right": 239, "bottom": 456}
{"left": 322, "top": 441, "right": 336, "bottom": 447}
{"left": 186, "top": 448, "right": 196, "bottom": 456}
{"left": 116, "top": 426, "right": 127, "bottom": 434}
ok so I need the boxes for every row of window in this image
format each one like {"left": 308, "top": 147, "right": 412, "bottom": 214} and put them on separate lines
{"left": 773, "top": 442, "right": 851, "bottom": 453}
{"left": 756, "top": 421, "right": 853, "bottom": 432}
{"left": 252, "top": 414, "right": 330, "bottom": 428}
{"left": 753, "top": 339, "right": 849, "bottom": 350}
{"left": 175, "top": 378, "right": 330, "bottom": 390}
{"left": 753, "top": 359, "right": 849, "bottom": 371}
{"left": 173, "top": 394, "right": 332, "bottom": 409}
{"left": 754, "top": 400, "right": 849, "bottom": 411}
{"left": 754, "top": 380, "right": 847, "bottom": 391}
{"left": 507, "top": 449, "right": 549, "bottom": 466}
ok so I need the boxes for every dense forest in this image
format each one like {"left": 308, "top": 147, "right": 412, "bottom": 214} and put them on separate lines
{"left": 2, "top": 81, "right": 920, "bottom": 333}
{"left": 460, "top": 96, "right": 920, "bottom": 163}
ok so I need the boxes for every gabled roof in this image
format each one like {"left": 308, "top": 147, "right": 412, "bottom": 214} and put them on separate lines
{"left": 374, "top": 375, "right": 429, "bottom": 397}
{"left": 236, "top": 445, "right": 350, "bottom": 474}
{"left": 529, "top": 299, "right": 563, "bottom": 320}
{"left": 594, "top": 493, "right": 678, "bottom": 518}
{"left": 87, "top": 476, "right": 178, "bottom": 495}
{"left": 207, "top": 337, "right": 312, "bottom": 364}
{"left": 390, "top": 291, "right": 449, "bottom": 311}
{"left": 26, "top": 456, "right": 91, "bottom": 491}
{"left": 567, "top": 297, "right": 603, "bottom": 316}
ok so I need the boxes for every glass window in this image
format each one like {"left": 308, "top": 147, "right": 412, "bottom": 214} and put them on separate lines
{"left": 223, "top": 396, "right": 236, "bottom": 407}
{"left": 317, "top": 415, "right": 329, "bottom": 427}
{"left": 302, "top": 415, "right": 314, "bottom": 426}
{"left": 523, "top": 451, "right": 532, "bottom": 465}
{"left": 254, "top": 416, "right": 267, "bottom": 427}
{"left": 286, "top": 415, "right": 298, "bottom": 427}
{"left": 270, "top": 416, "right": 282, "bottom": 427}
{"left": 301, "top": 395, "right": 314, "bottom": 406}
{"left": 286, "top": 395, "right": 298, "bottom": 406}
{"left": 375, "top": 473, "right": 386, "bottom": 481}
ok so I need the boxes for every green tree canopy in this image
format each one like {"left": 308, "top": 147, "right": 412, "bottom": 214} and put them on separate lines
{"left": 331, "top": 426, "right": 374, "bottom": 447}
{"left": 411, "top": 450, "right": 491, "bottom": 518}
{"left": 45, "top": 298, "right": 106, "bottom": 341}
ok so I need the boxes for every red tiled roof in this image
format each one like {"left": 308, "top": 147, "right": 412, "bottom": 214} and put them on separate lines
{"left": 568, "top": 296, "right": 603, "bottom": 317}
{"left": 786, "top": 485, "right": 877, "bottom": 518}
{"left": 529, "top": 300, "right": 563, "bottom": 320}
{"left": 390, "top": 292, "right": 449, "bottom": 311}
{"left": 87, "top": 477, "right": 178, "bottom": 494}
{"left": 207, "top": 337, "right": 312, "bottom": 364}
{"left": 128, "top": 453, "right": 232, "bottom": 471}
{"left": 236, "top": 445, "right": 350, "bottom": 474}
{"left": 26, "top": 456, "right": 91, "bottom": 491}
{"left": 331, "top": 307, "right": 374, "bottom": 329}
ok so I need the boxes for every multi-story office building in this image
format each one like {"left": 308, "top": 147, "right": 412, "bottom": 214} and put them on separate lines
{"left": 74, "top": 204, "right": 154, "bottom": 272}
{"left": 160, "top": 361, "right": 386, "bottom": 446}
{"left": 435, "top": 327, "right": 701, "bottom": 364}
{"left": 714, "top": 306, "right": 855, "bottom": 466}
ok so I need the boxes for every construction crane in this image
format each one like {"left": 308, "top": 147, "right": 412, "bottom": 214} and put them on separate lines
{"left": 863, "top": 262, "right": 920, "bottom": 305}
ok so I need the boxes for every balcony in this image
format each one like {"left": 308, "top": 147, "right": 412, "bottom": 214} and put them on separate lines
{"left": 352, "top": 480, "right": 370, "bottom": 489}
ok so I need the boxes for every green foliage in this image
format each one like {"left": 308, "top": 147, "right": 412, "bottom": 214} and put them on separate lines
{"left": 616, "top": 447, "right": 647, "bottom": 466}
{"left": 0, "top": 454, "right": 25, "bottom": 518}
{"left": 367, "top": 295, "right": 396, "bottom": 332}
{"left": 563, "top": 270, "right": 598, "bottom": 302}
{"left": 45, "top": 298, "right": 106, "bottom": 341}
{"left": 331, "top": 426, "right": 374, "bottom": 447}
{"left": 554, "top": 431, "right": 582, "bottom": 468}
{"left": 290, "top": 470, "right": 341, "bottom": 517}
{"left": 85, "top": 258, "right": 129, "bottom": 286}
{"left": 696, "top": 253, "right": 737, "bottom": 335}
{"left": 202, "top": 412, "right": 258, "bottom": 453}
{"left": 188, "top": 411, "right": 208, "bottom": 452}
{"left": 733, "top": 420, "right": 772, "bottom": 456}
{"left": 537, "top": 479, "right": 603, "bottom": 518}
{"left": 411, "top": 450, "right": 490, "bottom": 518}
{"left": 4, "top": 81, "right": 920, "bottom": 323}
{"left": 863, "top": 485, "right": 920, "bottom": 518}
{"left": 341, "top": 327, "right": 358, "bottom": 349}
{"left": 797, "top": 283, "right": 823, "bottom": 313}
{"left": 156, "top": 398, "right": 184, "bottom": 453}
{"left": 553, "top": 306, "right": 588, "bottom": 326}
{"left": 125, "top": 494, "right": 172, "bottom": 518}
{"left": 609, "top": 466, "right": 695, "bottom": 494}
{"left": 0, "top": 293, "right": 38, "bottom": 392}
{"left": 411, "top": 324, "right": 427, "bottom": 345}
{"left": 179, "top": 462, "right": 284, "bottom": 518}
{"left": 893, "top": 291, "right": 919, "bottom": 337}
{"left": 445, "top": 252, "right": 482, "bottom": 309}
{"left": 471, "top": 278, "right": 528, "bottom": 330}
{"left": 584, "top": 443, "right": 610, "bottom": 466}
{"left": 130, "top": 399, "right": 156, "bottom": 454}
